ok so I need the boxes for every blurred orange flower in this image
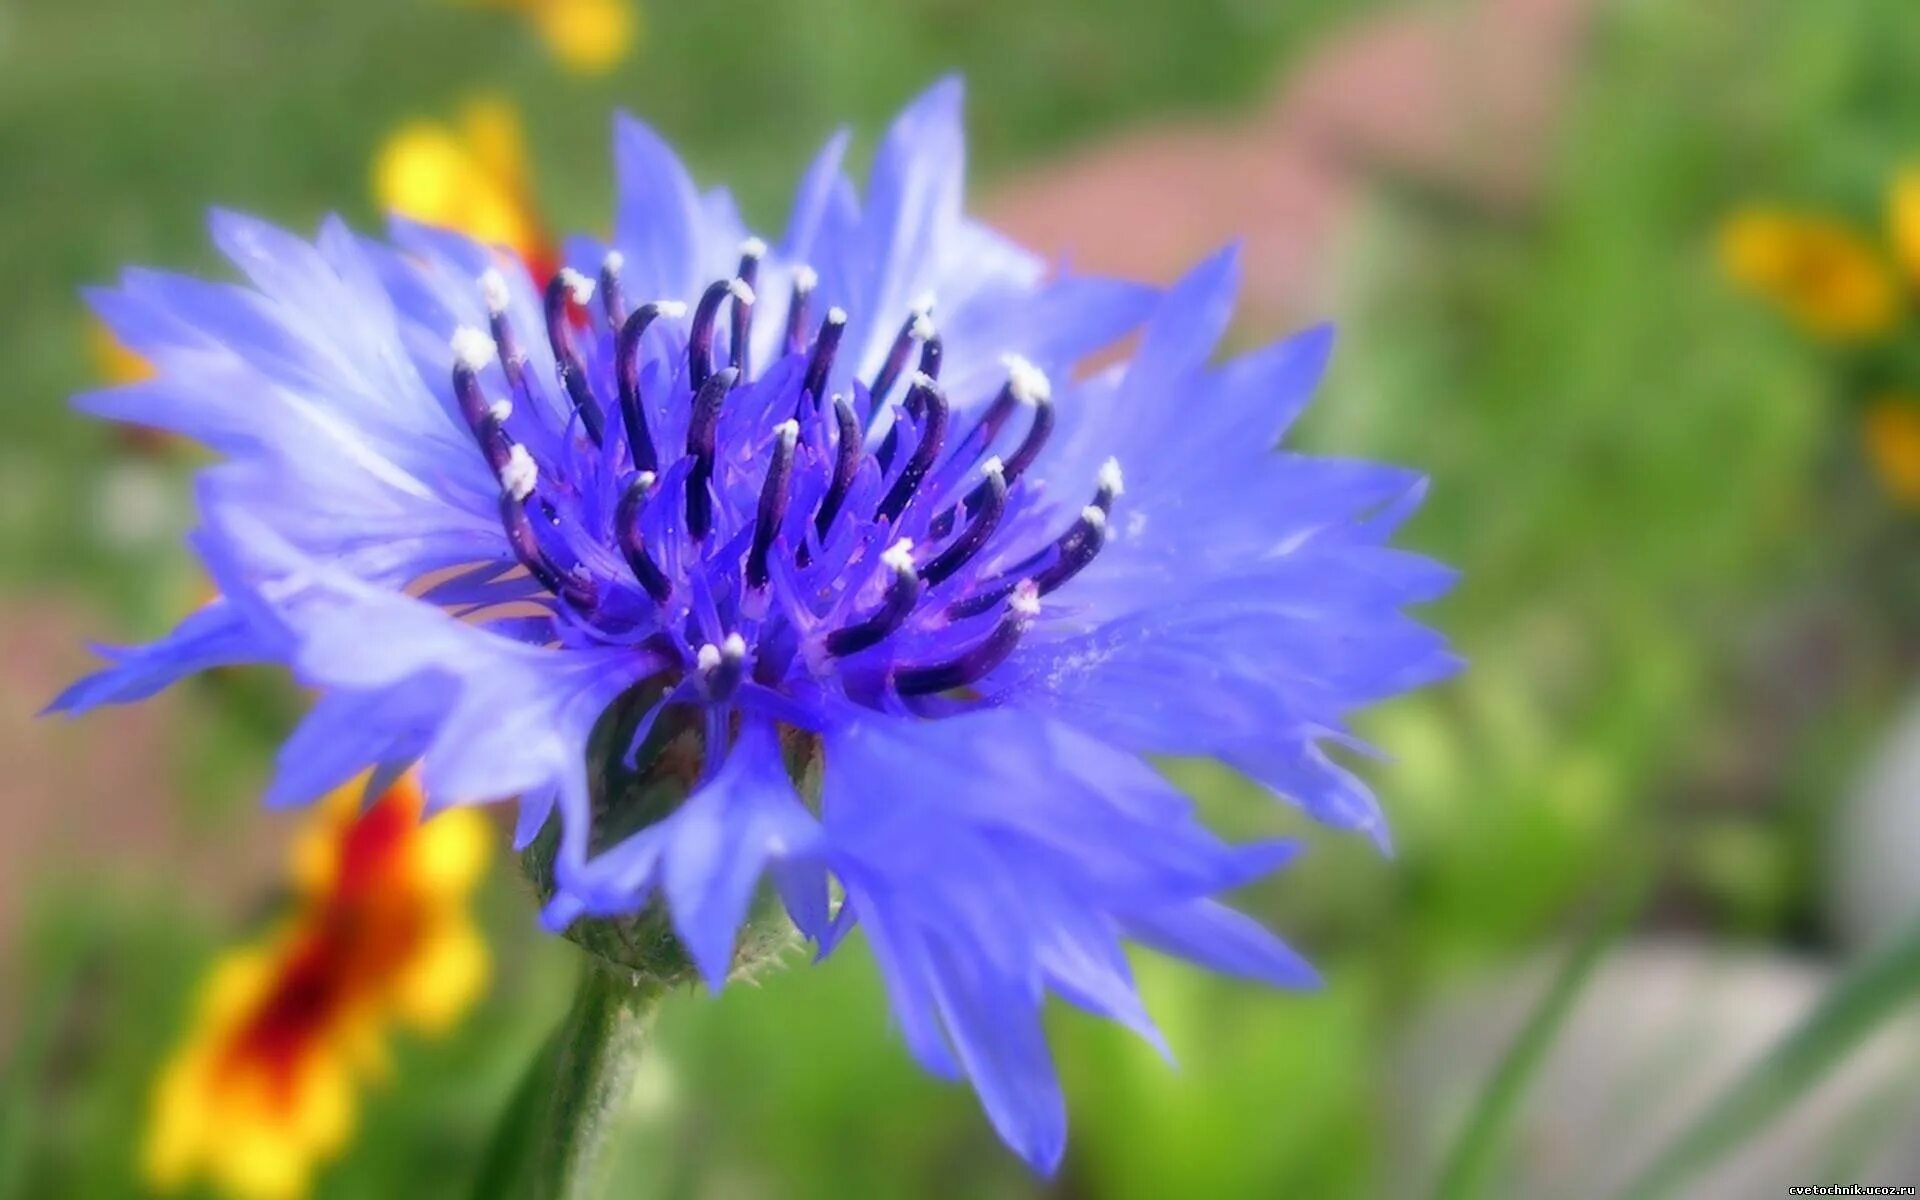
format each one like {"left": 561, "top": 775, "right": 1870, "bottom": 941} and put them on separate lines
{"left": 1718, "top": 208, "right": 1899, "bottom": 340}
{"left": 1862, "top": 396, "right": 1920, "bottom": 507}
{"left": 453, "top": 0, "right": 639, "bottom": 76}
{"left": 144, "top": 775, "right": 491, "bottom": 1200}
{"left": 372, "top": 97, "right": 558, "bottom": 279}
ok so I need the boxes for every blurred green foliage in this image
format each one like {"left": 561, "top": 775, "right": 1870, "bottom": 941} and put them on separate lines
{"left": 5, "top": 0, "right": 1920, "bottom": 1197}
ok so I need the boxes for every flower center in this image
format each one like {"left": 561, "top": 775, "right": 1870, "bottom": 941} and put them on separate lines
{"left": 445, "top": 243, "right": 1122, "bottom": 713}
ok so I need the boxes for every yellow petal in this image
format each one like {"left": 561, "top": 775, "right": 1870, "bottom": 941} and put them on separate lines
{"left": 459, "top": 97, "right": 530, "bottom": 198}
{"left": 1719, "top": 207, "right": 1898, "bottom": 339}
{"left": 1863, "top": 397, "right": 1920, "bottom": 506}
{"left": 88, "top": 320, "right": 153, "bottom": 384}
{"left": 1891, "top": 167, "right": 1920, "bottom": 286}
{"left": 411, "top": 807, "right": 493, "bottom": 899}
{"left": 534, "top": 0, "right": 637, "bottom": 75}
{"left": 389, "top": 915, "right": 490, "bottom": 1034}
{"left": 372, "top": 114, "right": 543, "bottom": 257}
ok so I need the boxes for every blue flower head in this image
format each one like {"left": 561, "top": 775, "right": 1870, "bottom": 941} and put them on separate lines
{"left": 55, "top": 81, "right": 1458, "bottom": 1171}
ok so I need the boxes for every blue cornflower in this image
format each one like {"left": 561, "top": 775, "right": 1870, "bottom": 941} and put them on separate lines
{"left": 55, "top": 81, "right": 1457, "bottom": 1170}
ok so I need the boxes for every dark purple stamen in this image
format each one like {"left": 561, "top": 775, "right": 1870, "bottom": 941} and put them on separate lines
{"left": 731, "top": 243, "right": 762, "bottom": 377}
{"left": 684, "top": 366, "right": 739, "bottom": 540}
{"left": 1001, "top": 392, "right": 1054, "bottom": 485}
{"left": 800, "top": 308, "right": 846, "bottom": 409}
{"left": 544, "top": 273, "right": 605, "bottom": 446}
{"left": 598, "top": 256, "right": 628, "bottom": 328}
{"left": 451, "top": 356, "right": 515, "bottom": 474}
{"left": 951, "top": 467, "right": 1119, "bottom": 616}
{"left": 615, "top": 476, "right": 673, "bottom": 605}
{"left": 825, "top": 555, "right": 920, "bottom": 656}
{"left": 483, "top": 282, "right": 530, "bottom": 399}
{"left": 894, "top": 591, "right": 1034, "bottom": 695}
{"left": 687, "top": 278, "right": 733, "bottom": 392}
{"left": 814, "top": 393, "right": 862, "bottom": 539}
{"left": 875, "top": 374, "right": 948, "bottom": 526}
{"left": 501, "top": 492, "right": 596, "bottom": 612}
{"left": 1031, "top": 507, "right": 1108, "bottom": 595}
{"left": 746, "top": 421, "right": 798, "bottom": 590}
{"left": 784, "top": 270, "right": 816, "bottom": 355}
{"left": 615, "top": 301, "right": 677, "bottom": 474}
{"left": 918, "top": 334, "right": 943, "bottom": 380}
{"left": 866, "top": 307, "right": 932, "bottom": 419}
{"left": 921, "top": 463, "right": 1007, "bottom": 586}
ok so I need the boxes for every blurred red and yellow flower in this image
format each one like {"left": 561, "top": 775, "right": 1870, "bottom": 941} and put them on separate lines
{"left": 453, "top": 0, "right": 639, "bottom": 75}
{"left": 1718, "top": 208, "right": 1899, "bottom": 340}
{"left": 373, "top": 97, "right": 558, "bottom": 280}
{"left": 144, "top": 775, "right": 490, "bottom": 1200}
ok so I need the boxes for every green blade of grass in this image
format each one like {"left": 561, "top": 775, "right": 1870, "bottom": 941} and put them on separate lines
{"left": 1434, "top": 876, "right": 1647, "bottom": 1200}
{"left": 1618, "top": 911, "right": 1920, "bottom": 1200}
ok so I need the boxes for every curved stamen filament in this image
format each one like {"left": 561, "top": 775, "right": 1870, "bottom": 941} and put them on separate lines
{"left": 824, "top": 543, "right": 920, "bottom": 656}
{"left": 598, "top": 252, "right": 627, "bottom": 328}
{"left": 746, "top": 420, "right": 799, "bottom": 589}
{"left": 501, "top": 491, "right": 596, "bottom": 612}
{"left": 615, "top": 473, "right": 673, "bottom": 605}
{"left": 921, "top": 460, "right": 1007, "bottom": 586}
{"left": 813, "top": 393, "right": 862, "bottom": 540}
{"left": 732, "top": 239, "right": 763, "bottom": 377}
{"left": 684, "top": 366, "right": 740, "bottom": 540}
{"left": 801, "top": 307, "right": 846, "bottom": 410}
{"left": 894, "top": 581, "right": 1037, "bottom": 695}
{"left": 687, "top": 278, "right": 733, "bottom": 392}
{"left": 544, "top": 270, "right": 605, "bottom": 446}
{"left": 785, "top": 266, "right": 818, "bottom": 355}
{"left": 866, "top": 305, "right": 934, "bottom": 420}
{"left": 875, "top": 373, "right": 948, "bottom": 526}
{"left": 615, "top": 300, "right": 684, "bottom": 474}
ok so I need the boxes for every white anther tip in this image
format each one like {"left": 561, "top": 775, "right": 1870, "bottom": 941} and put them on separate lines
{"left": 727, "top": 277, "right": 757, "bottom": 305}
{"left": 696, "top": 643, "right": 722, "bottom": 672}
{"left": 559, "top": 268, "right": 596, "bottom": 305}
{"left": 1098, "top": 457, "right": 1125, "bottom": 497}
{"left": 1082, "top": 505, "right": 1108, "bottom": 529}
{"left": 909, "top": 370, "right": 938, "bottom": 392}
{"left": 981, "top": 455, "right": 1005, "bottom": 478}
{"left": 826, "top": 306, "right": 848, "bottom": 326}
{"left": 1002, "top": 353, "right": 1052, "bottom": 404}
{"left": 500, "top": 444, "right": 538, "bottom": 501}
{"left": 911, "top": 310, "right": 937, "bottom": 340}
{"left": 478, "top": 269, "right": 511, "bottom": 315}
{"left": 488, "top": 399, "right": 513, "bottom": 423}
{"left": 793, "top": 264, "right": 819, "bottom": 292}
{"left": 1010, "top": 580, "right": 1042, "bottom": 617}
{"left": 450, "top": 326, "right": 498, "bottom": 371}
{"left": 655, "top": 299, "right": 689, "bottom": 319}
{"left": 739, "top": 236, "right": 768, "bottom": 259}
{"left": 910, "top": 291, "right": 937, "bottom": 315}
{"left": 601, "top": 250, "right": 626, "bottom": 273}
{"left": 882, "top": 539, "right": 916, "bottom": 572}
{"left": 635, "top": 469, "right": 657, "bottom": 490}
{"left": 774, "top": 418, "right": 800, "bottom": 443}
{"left": 722, "top": 632, "right": 748, "bottom": 658}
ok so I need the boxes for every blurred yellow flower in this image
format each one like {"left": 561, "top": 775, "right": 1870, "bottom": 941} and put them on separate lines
{"left": 1862, "top": 396, "right": 1920, "bottom": 507}
{"left": 455, "top": 0, "right": 639, "bottom": 75}
{"left": 1719, "top": 208, "right": 1898, "bottom": 340}
{"left": 372, "top": 97, "right": 557, "bottom": 280}
{"left": 88, "top": 319, "right": 153, "bottom": 385}
{"left": 145, "top": 775, "right": 491, "bottom": 1200}
{"left": 1890, "top": 167, "right": 1920, "bottom": 287}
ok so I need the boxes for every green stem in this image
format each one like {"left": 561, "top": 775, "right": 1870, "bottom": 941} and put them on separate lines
{"left": 476, "top": 962, "right": 668, "bottom": 1200}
